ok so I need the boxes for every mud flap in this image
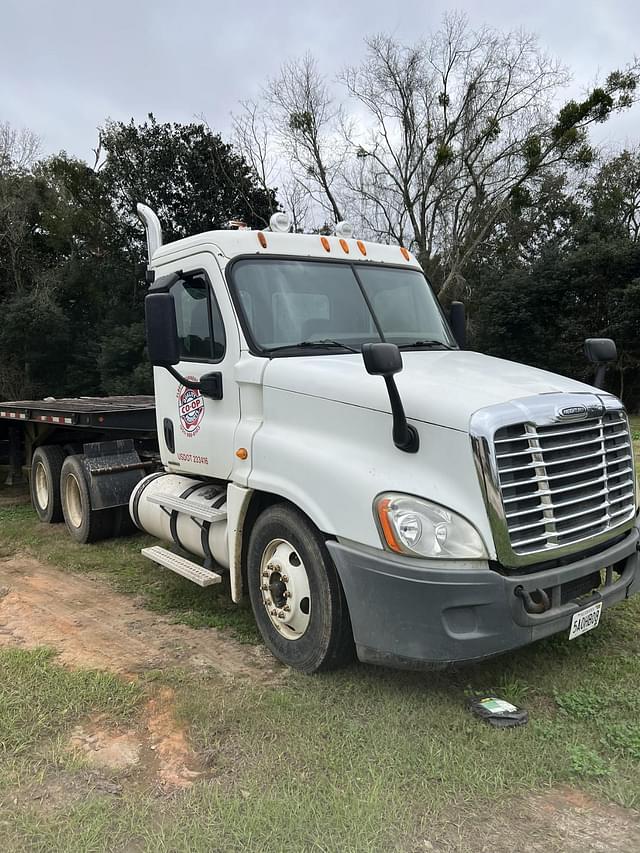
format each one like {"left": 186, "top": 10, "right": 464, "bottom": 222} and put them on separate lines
{"left": 81, "top": 439, "right": 147, "bottom": 510}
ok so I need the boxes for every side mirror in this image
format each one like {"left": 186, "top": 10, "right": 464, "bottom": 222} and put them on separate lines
{"left": 145, "top": 293, "right": 180, "bottom": 367}
{"left": 362, "top": 342, "right": 403, "bottom": 377}
{"left": 584, "top": 338, "right": 617, "bottom": 391}
{"left": 584, "top": 338, "right": 617, "bottom": 364}
{"left": 199, "top": 372, "right": 223, "bottom": 401}
{"left": 449, "top": 301, "right": 466, "bottom": 349}
{"left": 362, "top": 343, "right": 419, "bottom": 454}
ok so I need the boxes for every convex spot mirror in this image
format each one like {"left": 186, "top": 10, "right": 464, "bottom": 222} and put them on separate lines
{"left": 145, "top": 292, "right": 180, "bottom": 367}
{"left": 362, "top": 342, "right": 403, "bottom": 376}
{"left": 361, "top": 342, "right": 419, "bottom": 453}
{"left": 584, "top": 338, "right": 617, "bottom": 364}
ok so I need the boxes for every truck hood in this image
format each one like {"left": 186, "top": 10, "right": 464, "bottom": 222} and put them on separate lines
{"left": 262, "top": 350, "right": 601, "bottom": 432}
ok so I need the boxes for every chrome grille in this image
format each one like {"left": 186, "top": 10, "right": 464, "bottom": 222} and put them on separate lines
{"left": 494, "top": 411, "right": 635, "bottom": 556}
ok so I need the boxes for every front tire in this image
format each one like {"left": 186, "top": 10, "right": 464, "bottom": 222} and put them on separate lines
{"left": 60, "top": 455, "right": 114, "bottom": 544}
{"left": 247, "top": 503, "right": 354, "bottom": 673}
{"left": 30, "top": 445, "right": 66, "bottom": 523}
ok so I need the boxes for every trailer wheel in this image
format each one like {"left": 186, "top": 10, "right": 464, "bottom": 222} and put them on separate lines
{"left": 247, "top": 503, "right": 354, "bottom": 673}
{"left": 30, "top": 445, "right": 66, "bottom": 523}
{"left": 60, "top": 455, "right": 114, "bottom": 544}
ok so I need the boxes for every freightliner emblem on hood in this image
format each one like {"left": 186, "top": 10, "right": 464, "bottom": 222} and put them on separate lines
{"left": 556, "top": 402, "right": 605, "bottom": 420}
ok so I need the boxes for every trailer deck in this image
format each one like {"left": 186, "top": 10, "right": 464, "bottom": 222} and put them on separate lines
{"left": 0, "top": 396, "right": 156, "bottom": 431}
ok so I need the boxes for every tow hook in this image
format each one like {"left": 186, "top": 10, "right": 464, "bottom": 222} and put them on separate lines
{"left": 515, "top": 585, "right": 551, "bottom": 614}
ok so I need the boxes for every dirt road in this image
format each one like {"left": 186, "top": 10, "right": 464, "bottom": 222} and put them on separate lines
{"left": 0, "top": 553, "right": 277, "bottom": 682}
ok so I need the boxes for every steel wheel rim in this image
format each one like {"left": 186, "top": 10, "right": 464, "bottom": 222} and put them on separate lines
{"left": 34, "top": 461, "right": 49, "bottom": 510}
{"left": 259, "top": 538, "right": 311, "bottom": 640}
{"left": 65, "top": 473, "right": 83, "bottom": 528}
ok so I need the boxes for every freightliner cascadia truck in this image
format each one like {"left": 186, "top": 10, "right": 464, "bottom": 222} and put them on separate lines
{"left": 1, "top": 205, "right": 638, "bottom": 673}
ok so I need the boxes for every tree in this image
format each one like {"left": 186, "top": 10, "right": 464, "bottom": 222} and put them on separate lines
{"left": 587, "top": 147, "right": 640, "bottom": 241}
{"left": 259, "top": 55, "right": 347, "bottom": 224}
{"left": 97, "top": 114, "right": 278, "bottom": 245}
{"left": 256, "top": 15, "right": 639, "bottom": 301}
{"left": 0, "top": 122, "right": 40, "bottom": 173}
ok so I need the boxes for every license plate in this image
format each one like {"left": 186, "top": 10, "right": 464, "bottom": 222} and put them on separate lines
{"left": 569, "top": 601, "right": 602, "bottom": 640}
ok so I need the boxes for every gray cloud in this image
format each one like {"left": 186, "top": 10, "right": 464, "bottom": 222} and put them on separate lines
{"left": 2, "top": 0, "right": 639, "bottom": 161}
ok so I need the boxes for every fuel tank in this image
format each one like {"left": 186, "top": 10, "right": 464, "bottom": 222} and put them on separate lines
{"left": 130, "top": 473, "right": 228, "bottom": 568}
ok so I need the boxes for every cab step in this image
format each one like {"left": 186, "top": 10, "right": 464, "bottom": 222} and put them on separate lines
{"left": 141, "top": 545, "right": 222, "bottom": 587}
{"left": 146, "top": 492, "right": 227, "bottom": 522}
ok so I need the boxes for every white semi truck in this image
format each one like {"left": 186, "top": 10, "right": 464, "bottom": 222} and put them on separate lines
{"left": 1, "top": 205, "right": 638, "bottom": 673}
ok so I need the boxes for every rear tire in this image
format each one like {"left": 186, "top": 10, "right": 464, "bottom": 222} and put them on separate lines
{"left": 30, "top": 445, "right": 66, "bottom": 523}
{"left": 60, "top": 454, "right": 114, "bottom": 544}
{"left": 247, "top": 503, "right": 354, "bottom": 673}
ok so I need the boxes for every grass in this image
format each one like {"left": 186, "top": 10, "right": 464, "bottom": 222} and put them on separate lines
{"left": 0, "top": 426, "right": 639, "bottom": 850}
{"left": 2, "top": 605, "right": 640, "bottom": 851}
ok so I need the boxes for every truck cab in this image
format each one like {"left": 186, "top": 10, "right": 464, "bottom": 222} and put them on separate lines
{"left": 132, "top": 205, "right": 640, "bottom": 673}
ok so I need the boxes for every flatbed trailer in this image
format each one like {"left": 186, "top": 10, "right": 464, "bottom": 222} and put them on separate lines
{"left": 0, "top": 395, "right": 159, "bottom": 540}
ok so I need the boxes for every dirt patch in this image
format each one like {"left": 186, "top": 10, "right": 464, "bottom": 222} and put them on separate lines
{"left": 69, "top": 687, "right": 203, "bottom": 790}
{"left": 419, "top": 786, "right": 640, "bottom": 852}
{"left": 0, "top": 554, "right": 278, "bottom": 683}
{"left": 145, "top": 687, "right": 203, "bottom": 788}
{"left": 70, "top": 719, "right": 142, "bottom": 771}
{"left": 6, "top": 771, "right": 123, "bottom": 814}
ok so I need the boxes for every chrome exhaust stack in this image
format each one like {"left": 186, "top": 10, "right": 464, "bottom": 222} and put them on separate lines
{"left": 136, "top": 203, "right": 163, "bottom": 263}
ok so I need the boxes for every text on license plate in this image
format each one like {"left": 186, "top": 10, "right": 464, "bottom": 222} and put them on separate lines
{"left": 569, "top": 601, "right": 602, "bottom": 640}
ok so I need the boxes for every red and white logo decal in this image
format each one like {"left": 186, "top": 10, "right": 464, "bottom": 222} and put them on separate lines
{"left": 177, "top": 379, "right": 205, "bottom": 437}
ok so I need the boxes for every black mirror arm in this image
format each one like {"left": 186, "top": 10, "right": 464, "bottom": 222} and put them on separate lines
{"left": 165, "top": 365, "right": 199, "bottom": 390}
{"left": 164, "top": 365, "right": 223, "bottom": 400}
{"left": 384, "top": 377, "right": 420, "bottom": 453}
{"left": 593, "top": 365, "right": 607, "bottom": 390}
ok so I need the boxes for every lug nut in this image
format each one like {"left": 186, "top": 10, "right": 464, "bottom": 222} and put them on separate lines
{"left": 270, "top": 609, "right": 277, "bottom": 616}
{"left": 284, "top": 591, "right": 292, "bottom": 598}
{"left": 262, "top": 571, "right": 269, "bottom": 578}
{"left": 283, "top": 605, "right": 291, "bottom": 612}
{"left": 281, "top": 575, "right": 289, "bottom": 583}
{"left": 261, "top": 585, "right": 268, "bottom": 591}
{"left": 277, "top": 611, "right": 285, "bottom": 619}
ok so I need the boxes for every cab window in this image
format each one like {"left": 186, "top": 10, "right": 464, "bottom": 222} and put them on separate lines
{"left": 169, "top": 272, "right": 226, "bottom": 362}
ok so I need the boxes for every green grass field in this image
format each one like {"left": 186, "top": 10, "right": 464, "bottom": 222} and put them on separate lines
{"left": 0, "top": 422, "right": 639, "bottom": 851}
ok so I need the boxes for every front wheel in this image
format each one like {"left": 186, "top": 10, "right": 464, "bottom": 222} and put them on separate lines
{"left": 247, "top": 504, "right": 354, "bottom": 673}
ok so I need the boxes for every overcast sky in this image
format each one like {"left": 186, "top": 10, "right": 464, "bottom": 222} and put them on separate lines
{"left": 2, "top": 0, "right": 640, "bottom": 162}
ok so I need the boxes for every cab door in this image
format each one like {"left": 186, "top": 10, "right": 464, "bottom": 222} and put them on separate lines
{"left": 153, "top": 252, "right": 240, "bottom": 480}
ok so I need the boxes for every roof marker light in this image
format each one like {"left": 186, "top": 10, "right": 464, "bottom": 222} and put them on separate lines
{"left": 257, "top": 232, "right": 268, "bottom": 248}
{"left": 400, "top": 247, "right": 411, "bottom": 261}
{"left": 335, "top": 221, "right": 354, "bottom": 238}
{"left": 357, "top": 240, "right": 367, "bottom": 256}
{"left": 269, "top": 211, "right": 291, "bottom": 233}
{"left": 321, "top": 236, "right": 331, "bottom": 252}
{"left": 339, "top": 238, "right": 350, "bottom": 254}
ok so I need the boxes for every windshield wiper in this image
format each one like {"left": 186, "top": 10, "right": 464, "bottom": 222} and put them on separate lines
{"left": 398, "top": 340, "right": 454, "bottom": 350}
{"left": 265, "top": 339, "right": 359, "bottom": 354}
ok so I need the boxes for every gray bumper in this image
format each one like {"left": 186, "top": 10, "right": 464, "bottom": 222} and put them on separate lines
{"left": 327, "top": 525, "right": 640, "bottom": 669}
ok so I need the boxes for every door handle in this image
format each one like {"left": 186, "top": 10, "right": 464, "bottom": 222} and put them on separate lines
{"left": 163, "top": 418, "right": 175, "bottom": 453}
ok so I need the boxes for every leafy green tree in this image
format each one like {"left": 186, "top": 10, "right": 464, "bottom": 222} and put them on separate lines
{"left": 0, "top": 118, "right": 278, "bottom": 400}
{"left": 97, "top": 114, "right": 278, "bottom": 244}
{"left": 587, "top": 147, "right": 640, "bottom": 241}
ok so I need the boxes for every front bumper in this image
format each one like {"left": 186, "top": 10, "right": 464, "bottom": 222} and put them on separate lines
{"left": 327, "top": 524, "right": 640, "bottom": 669}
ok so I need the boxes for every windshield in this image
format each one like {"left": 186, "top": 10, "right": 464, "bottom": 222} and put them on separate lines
{"left": 229, "top": 258, "right": 456, "bottom": 354}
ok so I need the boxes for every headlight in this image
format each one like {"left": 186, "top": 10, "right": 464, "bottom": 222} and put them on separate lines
{"left": 374, "top": 493, "right": 487, "bottom": 559}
